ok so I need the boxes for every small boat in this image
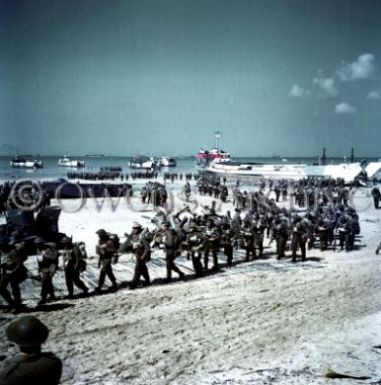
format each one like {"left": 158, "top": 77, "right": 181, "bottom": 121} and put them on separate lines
{"left": 159, "top": 156, "right": 177, "bottom": 167}
{"left": 128, "top": 156, "right": 159, "bottom": 170}
{"left": 58, "top": 156, "right": 85, "bottom": 168}
{"left": 10, "top": 156, "right": 43, "bottom": 169}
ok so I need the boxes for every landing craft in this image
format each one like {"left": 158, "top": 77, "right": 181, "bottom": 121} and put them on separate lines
{"left": 58, "top": 156, "right": 85, "bottom": 168}
{"left": 10, "top": 155, "right": 43, "bottom": 169}
{"left": 128, "top": 155, "right": 159, "bottom": 170}
{"left": 196, "top": 131, "right": 231, "bottom": 165}
{"left": 158, "top": 156, "right": 177, "bottom": 168}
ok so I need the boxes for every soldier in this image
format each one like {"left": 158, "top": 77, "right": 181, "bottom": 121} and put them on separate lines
{"left": 161, "top": 221, "right": 185, "bottom": 282}
{"left": 336, "top": 215, "right": 351, "bottom": 252}
{"left": 242, "top": 220, "right": 255, "bottom": 261}
{"left": 220, "top": 222, "right": 234, "bottom": 266}
{"left": 37, "top": 243, "right": 58, "bottom": 305}
{"left": 0, "top": 243, "right": 27, "bottom": 308}
{"left": 95, "top": 229, "right": 118, "bottom": 293}
{"left": 252, "top": 215, "right": 265, "bottom": 258}
{"left": 0, "top": 316, "right": 62, "bottom": 385}
{"left": 184, "top": 181, "right": 191, "bottom": 201}
{"left": 203, "top": 219, "right": 220, "bottom": 271}
{"left": 128, "top": 223, "right": 151, "bottom": 289}
{"left": 141, "top": 186, "right": 148, "bottom": 204}
{"left": 291, "top": 215, "right": 308, "bottom": 262}
{"left": 272, "top": 217, "right": 289, "bottom": 260}
{"left": 61, "top": 238, "right": 88, "bottom": 299}
{"left": 371, "top": 186, "right": 381, "bottom": 209}
{"left": 317, "top": 215, "right": 330, "bottom": 251}
{"left": 185, "top": 223, "right": 204, "bottom": 276}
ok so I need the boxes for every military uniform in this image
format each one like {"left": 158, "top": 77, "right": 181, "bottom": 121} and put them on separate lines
{"left": 129, "top": 225, "right": 151, "bottom": 289}
{"left": 242, "top": 222, "right": 255, "bottom": 261}
{"left": 95, "top": 230, "right": 118, "bottom": 292}
{"left": 371, "top": 186, "right": 380, "bottom": 209}
{"left": 186, "top": 228, "right": 204, "bottom": 276}
{"left": 203, "top": 222, "right": 220, "bottom": 271}
{"left": 291, "top": 218, "right": 308, "bottom": 262}
{"left": 162, "top": 223, "right": 184, "bottom": 281}
{"left": 37, "top": 244, "right": 58, "bottom": 304}
{"left": 0, "top": 245, "right": 26, "bottom": 307}
{"left": 220, "top": 224, "right": 234, "bottom": 266}
{"left": 273, "top": 218, "right": 289, "bottom": 260}
{"left": 62, "top": 239, "right": 88, "bottom": 298}
{"left": 252, "top": 219, "right": 265, "bottom": 258}
{"left": 0, "top": 316, "right": 62, "bottom": 385}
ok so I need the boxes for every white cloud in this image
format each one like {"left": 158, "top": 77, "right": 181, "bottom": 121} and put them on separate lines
{"left": 313, "top": 77, "right": 338, "bottom": 97}
{"left": 367, "top": 90, "right": 380, "bottom": 100}
{"left": 335, "top": 102, "right": 357, "bottom": 114}
{"left": 288, "top": 84, "right": 310, "bottom": 98}
{"left": 337, "top": 53, "right": 376, "bottom": 81}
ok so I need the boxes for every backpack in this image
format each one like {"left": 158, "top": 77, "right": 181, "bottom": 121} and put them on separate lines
{"left": 108, "top": 234, "right": 120, "bottom": 250}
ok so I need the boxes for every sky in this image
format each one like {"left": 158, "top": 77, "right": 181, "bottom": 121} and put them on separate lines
{"left": 1, "top": 0, "right": 381, "bottom": 157}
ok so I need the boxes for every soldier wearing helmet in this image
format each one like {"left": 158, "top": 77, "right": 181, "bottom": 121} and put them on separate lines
{"left": 61, "top": 237, "right": 88, "bottom": 299}
{"left": 95, "top": 229, "right": 118, "bottom": 293}
{"left": 0, "top": 316, "right": 62, "bottom": 385}
{"left": 129, "top": 222, "right": 151, "bottom": 289}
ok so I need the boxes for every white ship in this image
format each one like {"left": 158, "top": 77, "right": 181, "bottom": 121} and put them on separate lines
{"left": 10, "top": 156, "right": 43, "bottom": 169}
{"left": 128, "top": 156, "right": 159, "bottom": 170}
{"left": 159, "top": 156, "right": 177, "bottom": 167}
{"left": 58, "top": 156, "right": 85, "bottom": 168}
{"left": 204, "top": 159, "right": 381, "bottom": 184}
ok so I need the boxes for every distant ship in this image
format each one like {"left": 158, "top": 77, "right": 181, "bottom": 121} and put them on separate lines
{"left": 10, "top": 155, "right": 43, "bottom": 169}
{"left": 159, "top": 156, "right": 177, "bottom": 167}
{"left": 85, "top": 153, "right": 105, "bottom": 158}
{"left": 58, "top": 156, "right": 85, "bottom": 168}
{"left": 128, "top": 156, "right": 159, "bottom": 170}
{"left": 196, "top": 131, "right": 231, "bottom": 163}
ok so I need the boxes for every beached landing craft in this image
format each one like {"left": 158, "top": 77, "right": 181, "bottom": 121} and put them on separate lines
{"left": 58, "top": 156, "right": 85, "bottom": 168}
{"left": 128, "top": 156, "right": 159, "bottom": 170}
{"left": 196, "top": 131, "right": 231, "bottom": 165}
{"left": 204, "top": 157, "right": 381, "bottom": 184}
{"left": 204, "top": 160, "right": 363, "bottom": 183}
{"left": 159, "top": 156, "right": 177, "bottom": 167}
{"left": 10, "top": 155, "right": 43, "bottom": 169}
{"left": 197, "top": 141, "right": 381, "bottom": 184}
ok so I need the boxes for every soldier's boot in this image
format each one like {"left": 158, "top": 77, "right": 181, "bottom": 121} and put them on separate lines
{"left": 97, "top": 270, "right": 106, "bottom": 292}
{"left": 65, "top": 271, "right": 74, "bottom": 298}
{"left": 203, "top": 252, "right": 209, "bottom": 271}
{"left": 108, "top": 272, "right": 118, "bottom": 291}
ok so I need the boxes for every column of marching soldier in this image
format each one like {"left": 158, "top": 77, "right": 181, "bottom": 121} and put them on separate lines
{"left": 0, "top": 176, "right": 372, "bottom": 309}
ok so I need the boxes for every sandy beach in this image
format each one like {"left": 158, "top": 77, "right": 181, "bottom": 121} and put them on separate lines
{"left": 1, "top": 184, "right": 381, "bottom": 385}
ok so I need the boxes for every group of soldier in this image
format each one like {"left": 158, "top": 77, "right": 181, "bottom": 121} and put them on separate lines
{"left": 163, "top": 172, "right": 195, "bottom": 183}
{"left": 0, "top": 181, "right": 51, "bottom": 216}
{"left": 0, "top": 174, "right": 371, "bottom": 309}
{"left": 140, "top": 182, "right": 168, "bottom": 207}
{"left": 67, "top": 171, "right": 123, "bottom": 180}
{"left": 0, "top": 236, "right": 89, "bottom": 309}
{"left": 197, "top": 177, "right": 229, "bottom": 202}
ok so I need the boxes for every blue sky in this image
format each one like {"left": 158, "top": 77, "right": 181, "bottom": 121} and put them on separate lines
{"left": 1, "top": 0, "right": 380, "bottom": 156}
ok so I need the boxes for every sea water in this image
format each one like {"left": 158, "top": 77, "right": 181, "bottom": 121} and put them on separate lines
{"left": 0, "top": 156, "right": 378, "bottom": 182}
